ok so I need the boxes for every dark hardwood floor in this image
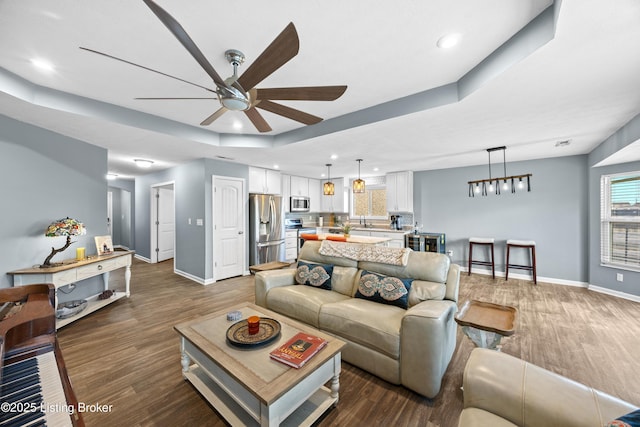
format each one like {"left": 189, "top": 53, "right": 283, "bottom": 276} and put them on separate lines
{"left": 56, "top": 259, "right": 640, "bottom": 427}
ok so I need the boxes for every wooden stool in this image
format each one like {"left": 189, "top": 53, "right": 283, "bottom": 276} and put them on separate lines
{"left": 468, "top": 237, "right": 495, "bottom": 279}
{"left": 505, "top": 240, "right": 537, "bottom": 284}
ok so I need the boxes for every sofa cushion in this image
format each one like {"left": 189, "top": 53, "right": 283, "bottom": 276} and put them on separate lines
{"left": 358, "top": 250, "right": 450, "bottom": 283}
{"left": 607, "top": 409, "right": 640, "bottom": 427}
{"left": 319, "top": 298, "right": 404, "bottom": 359}
{"left": 355, "top": 270, "right": 412, "bottom": 309}
{"left": 407, "top": 280, "right": 446, "bottom": 307}
{"left": 266, "top": 285, "right": 350, "bottom": 328}
{"left": 295, "top": 261, "right": 333, "bottom": 290}
{"left": 458, "top": 408, "right": 518, "bottom": 427}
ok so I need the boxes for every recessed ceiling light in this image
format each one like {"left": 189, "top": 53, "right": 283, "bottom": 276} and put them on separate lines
{"left": 273, "top": 164, "right": 279, "bottom": 169}
{"left": 233, "top": 120, "right": 242, "bottom": 130}
{"left": 437, "top": 33, "right": 462, "bottom": 49}
{"left": 330, "top": 154, "right": 338, "bottom": 160}
{"left": 373, "top": 167, "right": 379, "bottom": 172}
{"left": 106, "top": 173, "right": 118, "bottom": 180}
{"left": 31, "top": 58, "right": 55, "bottom": 72}
{"left": 134, "top": 159, "right": 154, "bottom": 168}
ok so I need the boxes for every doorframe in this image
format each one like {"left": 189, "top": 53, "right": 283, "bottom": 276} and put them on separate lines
{"left": 150, "top": 181, "right": 176, "bottom": 267}
{"left": 212, "top": 175, "right": 247, "bottom": 282}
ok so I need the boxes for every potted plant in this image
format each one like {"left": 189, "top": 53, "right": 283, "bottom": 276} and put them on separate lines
{"left": 341, "top": 222, "right": 353, "bottom": 237}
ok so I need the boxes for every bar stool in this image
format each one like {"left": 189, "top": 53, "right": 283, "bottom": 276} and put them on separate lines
{"left": 505, "top": 240, "right": 537, "bottom": 284}
{"left": 468, "top": 237, "right": 495, "bottom": 279}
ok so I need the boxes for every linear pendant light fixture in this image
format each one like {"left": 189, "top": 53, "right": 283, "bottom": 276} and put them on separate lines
{"left": 323, "top": 163, "right": 335, "bottom": 196}
{"left": 353, "top": 159, "right": 366, "bottom": 193}
{"left": 468, "top": 146, "right": 532, "bottom": 197}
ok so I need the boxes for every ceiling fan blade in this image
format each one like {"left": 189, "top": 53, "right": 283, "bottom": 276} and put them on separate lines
{"left": 244, "top": 108, "right": 272, "bottom": 133}
{"left": 256, "top": 100, "right": 322, "bottom": 125}
{"left": 142, "top": 0, "right": 227, "bottom": 89}
{"left": 80, "top": 47, "right": 215, "bottom": 93}
{"left": 237, "top": 22, "right": 299, "bottom": 91}
{"left": 200, "top": 107, "right": 228, "bottom": 126}
{"left": 256, "top": 86, "right": 347, "bottom": 101}
{"left": 135, "top": 97, "right": 216, "bottom": 100}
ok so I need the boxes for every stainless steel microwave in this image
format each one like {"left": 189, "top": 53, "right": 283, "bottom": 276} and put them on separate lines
{"left": 290, "top": 196, "right": 310, "bottom": 212}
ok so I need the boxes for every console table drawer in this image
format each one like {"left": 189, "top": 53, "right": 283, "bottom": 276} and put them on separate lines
{"left": 76, "top": 258, "right": 118, "bottom": 280}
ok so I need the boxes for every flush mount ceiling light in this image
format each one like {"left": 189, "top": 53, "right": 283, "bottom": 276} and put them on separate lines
{"left": 468, "top": 146, "right": 532, "bottom": 197}
{"left": 134, "top": 159, "right": 154, "bottom": 168}
{"left": 106, "top": 173, "right": 118, "bottom": 180}
{"left": 323, "top": 164, "right": 335, "bottom": 196}
{"left": 437, "top": 33, "right": 462, "bottom": 49}
{"left": 353, "top": 159, "right": 366, "bottom": 193}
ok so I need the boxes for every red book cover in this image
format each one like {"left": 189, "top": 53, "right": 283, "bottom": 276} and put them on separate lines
{"left": 269, "top": 332, "right": 328, "bottom": 368}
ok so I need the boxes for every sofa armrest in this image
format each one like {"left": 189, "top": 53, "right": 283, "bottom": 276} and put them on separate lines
{"left": 400, "top": 299, "right": 458, "bottom": 398}
{"left": 462, "top": 348, "right": 637, "bottom": 427}
{"left": 445, "top": 263, "right": 460, "bottom": 302}
{"left": 254, "top": 269, "right": 296, "bottom": 307}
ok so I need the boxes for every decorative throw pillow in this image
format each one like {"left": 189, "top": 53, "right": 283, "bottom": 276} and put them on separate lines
{"left": 606, "top": 409, "right": 640, "bottom": 427}
{"left": 295, "top": 261, "right": 333, "bottom": 290}
{"left": 355, "top": 270, "right": 413, "bottom": 309}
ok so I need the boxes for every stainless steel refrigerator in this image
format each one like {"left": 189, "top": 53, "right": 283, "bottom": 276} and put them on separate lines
{"left": 249, "top": 194, "right": 285, "bottom": 266}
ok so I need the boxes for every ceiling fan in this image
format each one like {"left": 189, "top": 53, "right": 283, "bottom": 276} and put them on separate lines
{"left": 80, "top": 0, "right": 347, "bottom": 133}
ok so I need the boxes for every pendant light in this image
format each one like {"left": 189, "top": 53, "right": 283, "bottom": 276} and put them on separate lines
{"left": 352, "top": 159, "right": 366, "bottom": 193}
{"left": 467, "top": 146, "right": 532, "bottom": 197}
{"left": 323, "top": 164, "right": 335, "bottom": 196}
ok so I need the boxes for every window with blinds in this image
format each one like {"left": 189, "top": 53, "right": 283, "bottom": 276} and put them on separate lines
{"left": 600, "top": 173, "right": 640, "bottom": 270}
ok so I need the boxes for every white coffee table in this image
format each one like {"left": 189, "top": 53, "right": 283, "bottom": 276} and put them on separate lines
{"left": 174, "top": 302, "right": 346, "bottom": 426}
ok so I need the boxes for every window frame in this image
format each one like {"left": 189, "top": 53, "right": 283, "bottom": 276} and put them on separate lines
{"left": 600, "top": 172, "right": 640, "bottom": 272}
{"left": 350, "top": 183, "right": 388, "bottom": 220}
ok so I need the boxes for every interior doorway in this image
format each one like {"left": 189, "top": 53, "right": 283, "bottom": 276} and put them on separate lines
{"left": 150, "top": 182, "right": 175, "bottom": 263}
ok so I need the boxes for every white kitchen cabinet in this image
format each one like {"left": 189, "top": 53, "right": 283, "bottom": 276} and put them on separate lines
{"left": 281, "top": 174, "right": 291, "bottom": 212}
{"left": 320, "top": 177, "right": 345, "bottom": 212}
{"left": 368, "top": 230, "right": 407, "bottom": 248}
{"left": 285, "top": 230, "right": 298, "bottom": 262}
{"left": 290, "top": 176, "right": 309, "bottom": 197}
{"left": 308, "top": 178, "right": 320, "bottom": 212}
{"left": 386, "top": 171, "right": 413, "bottom": 212}
{"left": 249, "top": 166, "right": 281, "bottom": 194}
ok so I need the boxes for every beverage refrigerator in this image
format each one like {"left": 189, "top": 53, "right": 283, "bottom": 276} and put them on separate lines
{"left": 249, "top": 194, "right": 285, "bottom": 265}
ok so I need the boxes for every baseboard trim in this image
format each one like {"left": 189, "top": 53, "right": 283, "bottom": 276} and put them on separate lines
{"left": 174, "top": 268, "right": 207, "bottom": 285}
{"left": 462, "top": 267, "right": 588, "bottom": 288}
{"left": 134, "top": 254, "right": 152, "bottom": 263}
{"left": 588, "top": 285, "right": 640, "bottom": 303}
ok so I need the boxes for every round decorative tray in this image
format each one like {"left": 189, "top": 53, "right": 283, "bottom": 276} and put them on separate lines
{"left": 226, "top": 318, "right": 281, "bottom": 348}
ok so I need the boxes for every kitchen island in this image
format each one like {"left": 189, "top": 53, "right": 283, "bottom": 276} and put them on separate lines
{"left": 315, "top": 233, "right": 391, "bottom": 245}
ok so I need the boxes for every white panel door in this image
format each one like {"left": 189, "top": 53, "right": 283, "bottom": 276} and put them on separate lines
{"left": 157, "top": 187, "right": 175, "bottom": 262}
{"left": 214, "top": 177, "right": 244, "bottom": 280}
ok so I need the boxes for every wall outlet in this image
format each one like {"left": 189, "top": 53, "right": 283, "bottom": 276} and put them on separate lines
{"left": 188, "top": 218, "right": 191, "bottom": 225}
{"left": 196, "top": 218, "right": 203, "bottom": 226}
{"left": 447, "top": 250, "right": 453, "bottom": 257}
{"left": 616, "top": 273, "right": 624, "bottom": 282}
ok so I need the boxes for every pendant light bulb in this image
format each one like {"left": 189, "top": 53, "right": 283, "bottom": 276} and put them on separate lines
{"left": 353, "top": 159, "right": 365, "bottom": 193}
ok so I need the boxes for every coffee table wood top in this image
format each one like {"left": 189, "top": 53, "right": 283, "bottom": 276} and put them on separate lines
{"left": 174, "top": 302, "right": 345, "bottom": 405}
{"left": 455, "top": 300, "right": 517, "bottom": 336}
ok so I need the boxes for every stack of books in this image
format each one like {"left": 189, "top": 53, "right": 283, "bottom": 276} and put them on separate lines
{"left": 269, "top": 332, "right": 328, "bottom": 368}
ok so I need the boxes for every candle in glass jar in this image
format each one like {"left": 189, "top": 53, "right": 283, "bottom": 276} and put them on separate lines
{"left": 76, "top": 247, "right": 85, "bottom": 260}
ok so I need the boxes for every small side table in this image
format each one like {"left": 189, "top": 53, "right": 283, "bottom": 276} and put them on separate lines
{"left": 455, "top": 300, "right": 517, "bottom": 350}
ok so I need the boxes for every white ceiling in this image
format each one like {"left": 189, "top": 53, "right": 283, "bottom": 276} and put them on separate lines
{"left": 1, "top": 0, "right": 639, "bottom": 180}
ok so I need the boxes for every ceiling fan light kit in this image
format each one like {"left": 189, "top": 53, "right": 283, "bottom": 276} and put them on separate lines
{"left": 467, "top": 146, "right": 532, "bottom": 197}
{"left": 82, "top": 0, "right": 347, "bottom": 133}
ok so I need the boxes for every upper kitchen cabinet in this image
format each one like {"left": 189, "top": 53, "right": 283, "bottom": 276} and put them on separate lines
{"left": 320, "top": 177, "right": 346, "bottom": 212}
{"left": 386, "top": 171, "right": 413, "bottom": 212}
{"left": 281, "top": 174, "right": 291, "bottom": 212}
{"left": 290, "top": 176, "right": 309, "bottom": 197}
{"left": 249, "top": 166, "right": 282, "bottom": 195}
{"left": 308, "top": 178, "right": 321, "bottom": 212}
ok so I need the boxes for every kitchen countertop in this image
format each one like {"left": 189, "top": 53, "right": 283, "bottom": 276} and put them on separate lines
{"left": 315, "top": 233, "right": 392, "bottom": 244}
{"left": 318, "top": 226, "right": 410, "bottom": 234}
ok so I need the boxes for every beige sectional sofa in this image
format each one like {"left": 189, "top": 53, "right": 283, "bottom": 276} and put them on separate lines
{"left": 254, "top": 240, "right": 460, "bottom": 398}
{"left": 460, "top": 348, "right": 638, "bottom": 427}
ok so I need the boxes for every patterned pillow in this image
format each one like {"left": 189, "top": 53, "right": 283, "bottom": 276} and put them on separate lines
{"left": 606, "top": 409, "right": 640, "bottom": 427}
{"left": 295, "top": 261, "right": 333, "bottom": 290}
{"left": 355, "top": 270, "right": 413, "bottom": 309}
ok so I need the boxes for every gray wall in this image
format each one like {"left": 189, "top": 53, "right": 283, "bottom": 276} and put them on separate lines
{"left": 108, "top": 184, "right": 133, "bottom": 249}
{"left": 414, "top": 155, "right": 589, "bottom": 283}
{"left": 134, "top": 158, "right": 248, "bottom": 282}
{"left": 0, "top": 115, "right": 108, "bottom": 302}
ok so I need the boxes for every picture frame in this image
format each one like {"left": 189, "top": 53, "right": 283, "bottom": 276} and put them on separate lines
{"left": 95, "top": 235, "right": 114, "bottom": 255}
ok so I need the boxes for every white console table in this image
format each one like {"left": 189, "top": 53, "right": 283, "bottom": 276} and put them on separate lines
{"left": 8, "top": 250, "right": 133, "bottom": 328}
